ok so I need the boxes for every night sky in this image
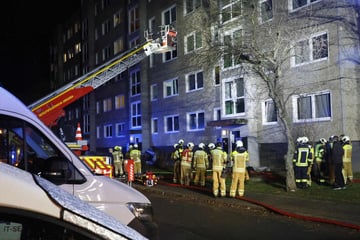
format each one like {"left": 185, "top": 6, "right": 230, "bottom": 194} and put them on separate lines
{"left": 0, "top": 1, "right": 80, "bottom": 105}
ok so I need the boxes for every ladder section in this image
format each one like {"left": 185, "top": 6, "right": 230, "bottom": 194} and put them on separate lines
{"left": 29, "top": 41, "right": 151, "bottom": 112}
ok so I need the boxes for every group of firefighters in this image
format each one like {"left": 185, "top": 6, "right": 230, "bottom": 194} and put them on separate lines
{"left": 293, "top": 134, "right": 353, "bottom": 190}
{"left": 110, "top": 144, "right": 142, "bottom": 178}
{"left": 171, "top": 139, "right": 250, "bottom": 198}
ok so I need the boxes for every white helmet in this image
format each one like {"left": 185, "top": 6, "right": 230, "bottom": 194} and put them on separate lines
{"left": 178, "top": 139, "right": 184, "bottom": 145}
{"left": 198, "top": 143, "right": 205, "bottom": 149}
{"left": 208, "top": 143, "right": 215, "bottom": 149}
{"left": 236, "top": 140, "right": 243, "bottom": 147}
{"left": 187, "top": 142, "right": 194, "bottom": 148}
{"left": 174, "top": 143, "right": 178, "bottom": 149}
{"left": 134, "top": 144, "right": 138, "bottom": 148}
{"left": 319, "top": 138, "right": 327, "bottom": 144}
{"left": 302, "top": 137, "right": 309, "bottom": 144}
{"left": 342, "top": 136, "right": 350, "bottom": 143}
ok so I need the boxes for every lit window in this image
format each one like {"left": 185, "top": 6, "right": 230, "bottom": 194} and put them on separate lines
{"left": 162, "top": 5, "right": 177, "bottom": 62}
{"left": 292, "top": 91, "right": 331, "bottom": 122}
{"left": 115, "top": 95, "right": 125, "bottom": 109}
{"left": 103, "top": 98, "right": 112, "bottom": 112}
{"left": 113, "top": 10, "right": 122, "bottom": 27}
{"left": 113, "top": 37, "right": 124, "bottom": 55}
{"left": 129, "top": 6, "right": 140, "bottom": 33}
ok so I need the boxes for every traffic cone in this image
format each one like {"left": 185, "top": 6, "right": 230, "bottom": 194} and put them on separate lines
{"left": 75, "top": 122, "right": 82, "bottom": 140}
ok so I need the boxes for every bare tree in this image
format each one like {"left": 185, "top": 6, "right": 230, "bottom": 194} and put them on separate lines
{"left": 182, "top": 0, "right": 359, "bottom": 191}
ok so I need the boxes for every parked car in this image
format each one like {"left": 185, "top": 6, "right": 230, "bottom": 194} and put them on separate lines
{"left": 0, "top": 86, "right": 157, "bottom": 239}
{"left": 0, "top": 162, "right": 147, "bottom": 240}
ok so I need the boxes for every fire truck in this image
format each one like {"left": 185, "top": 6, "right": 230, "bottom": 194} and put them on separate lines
{"left": 28, "top": 25, "right": 177, "bottom": 177}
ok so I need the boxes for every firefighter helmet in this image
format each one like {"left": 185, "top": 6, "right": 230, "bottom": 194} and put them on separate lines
{"left": 198, "top": 143, "right": 205, "bottom": 149}
{"left": 114, "top": 146, "right": 121, "bottom": 151}
{"left": 187, "top": 142, "right": 194, "bottom": 148}
{"left": 208, "top": 143, "right": 215, "bottom": 149}
{"left": 342, "top": 136, "right": 350, "bottom": 143}
{"left": 134, "top": 144, "right": 138, "bottom": 148}
{"left": 178, "top": 139, "right": 184, "bottom": 145}
{"left": 236, "top": 140, "right": 243, "bottom": 147}
{"left": 174, "top": 143, "right": 178, "bottom": 149}
{"left": 319, "top": 138, "right": 327, "bottom": 144}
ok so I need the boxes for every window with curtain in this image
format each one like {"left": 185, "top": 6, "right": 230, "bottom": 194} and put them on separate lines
{"left": 293, "top": 91, "right": 331, "bottom": 122}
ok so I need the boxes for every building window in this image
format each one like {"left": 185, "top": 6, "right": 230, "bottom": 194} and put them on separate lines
{"left": 113, "top": 10, "right": 122, "bottom": 27}
{"left": 103, "top": 98, "right": 112, "bottom": 112}
{"left": 165, "top": 115, "right": 179, "bottom": 133}
{"left": 260, "top": 0, "right": 273, "bottom": 23}
{"left": 186, "top": 70, "right": 203, "bottom": 92}
{"left": 213, "top": 107, "right": 221, "bottom": 120}
{"left": 187, "top": 111, "right": 205, "bottom": 131}
{"left": 162, "top": 5, "right": 177, "bottom": 62}
{"left": 292, "top": 32, "right": 328, "bottom": 66}
{"left": 223, "top": 77, "right": 245, "bottom": 116}
{"left": 115, "top": 122, "right": 126, "bottom": 137}
{"left": 164, "top": 78, "right": 179, "bottom": 98}
{"left": 115, "top": 95, "right": 125, "bottom": 109}
{"left": 151, "top": 118, "right": 158, "bottom": 134}
{"left": 96, "top": 126, "right": 100, "bottom": 139}
{"left": 150, "top": 84, "right": 158, "bottom": 101}
{"left": 293, "top": 91, "right": 331, "bottom": 122}
{"left": 223, "top": 28, "right": 242, "bottom": 68}
{"left": 104, "top": 124, "right": 113, "bottom": 138}
{"left": 131, "top": 101, "right": 141, "bottom": 129}
{"left": 130, "top": 69, "right": 141, "bottom": 96}
{"left": 113, "top": 37, "right": 124, "bottom": 55}
{"left": 83, "top": 114, "right": 90, "bottom": 133}
{"left": 129, "top": 6, "right": 140, "bottom": 33}
{"left": 184, "top": 0, "right": 202, "bottom": 15}
{"left": 214, "top": 66, "right": 220, "bottom": 85}
{"left": 262, "top": 99, "right": 277, "bottom": 125}
{"left": 290, "top": 0, "right": 321, "bottom": 11}
{"left": 96, "top": 101, "right": 100, "bottom": 114}
{"left": 102, "top": 46, "right": 111, "bottom": 61}
{"left": 101, "top": 19, "right": 111, "bottom": 36}
{"left": 220, "top": 0, "right": 241, "bottom": 23}
{"left": 185, "top": 31, "right": 202, "bottom": 54}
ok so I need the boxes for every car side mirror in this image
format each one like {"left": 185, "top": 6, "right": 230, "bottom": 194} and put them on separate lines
{"left": 41, "top": 156, "right": 72, "bottom": 184}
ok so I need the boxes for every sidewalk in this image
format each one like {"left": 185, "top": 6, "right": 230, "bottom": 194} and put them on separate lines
{"left": 134, "top": 180, "right": 360, "bottom": 231}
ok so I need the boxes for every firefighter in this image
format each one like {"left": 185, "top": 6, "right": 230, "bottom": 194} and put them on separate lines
{"left": 332, "top": 136, "right": 345, "bottom": 190}
{"left": 342, "top": 136, "right": 353, "bottom": 184}
{"left": 313, "top": 138, "right": 327, "bottom": 184}
{"left": 293, "top": 137, "right": 313, "bottom": 189}
{"left": 180, "top": 142, "right": 194, "bottom": 186}
{"left": 112, "top": 146, "right": 124, "bottom": 178}
{"left": 171, "top": 142, "right": 183, "bottom": 183}
{"left": 211, "top": 142, "right": 228, "bottom": 197}
{"left": 193, "top": 143, "right": 209, "bottom": 187}
{"left": 130, "top": 144, "right": 142, "bottom": 177}
{"left": 229, "top": 140, "right": 249, "bottom": 197}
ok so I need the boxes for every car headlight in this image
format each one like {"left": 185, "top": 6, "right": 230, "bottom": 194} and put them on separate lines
{"left": 127, "top": 202, "right": 154, "bottom": 222}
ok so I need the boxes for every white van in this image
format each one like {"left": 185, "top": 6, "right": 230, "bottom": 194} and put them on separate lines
{"left": 0, "top": 163, "right": 147, "bottom": 240}
{"left": 0, "top": 87, "right": 157, "bottom": 239}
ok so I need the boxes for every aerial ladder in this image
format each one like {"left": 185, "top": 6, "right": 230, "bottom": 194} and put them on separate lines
{"left": 29, "top": 25, "right": 177, "bottom": 128}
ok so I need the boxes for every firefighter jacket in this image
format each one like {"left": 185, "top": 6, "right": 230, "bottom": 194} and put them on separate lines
{"left": 130, "top": 148, "right": 141, "bottom": 163}
{"left": 181, "top": 148, "right": 193, "bottom": 167}
{"left": 172, "top": 148, "right": 183, "bottom": 161}
{"left": 314, "top": 142, "right": 325, "bottom": 162}
{"left": 193, "top": 149, "right": 209, "bottom": 169}
{"left": 112, "top": 150, "right": 124, "bottom": 163}
{"left": 211, "top": 147, "right": 227, "bottom": 171}
{"left": 342, "top": 143, "right": 352, "bottom": 163}
{"left": 230, "top": 147, "right": 249, "bottom": 173}
{"left": 293, "top": 144, "right": 313, "bottom": 167}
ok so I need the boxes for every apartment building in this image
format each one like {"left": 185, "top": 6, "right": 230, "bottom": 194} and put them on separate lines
{"left": 49, "top": 0, "right": 359, "bottom": 171}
